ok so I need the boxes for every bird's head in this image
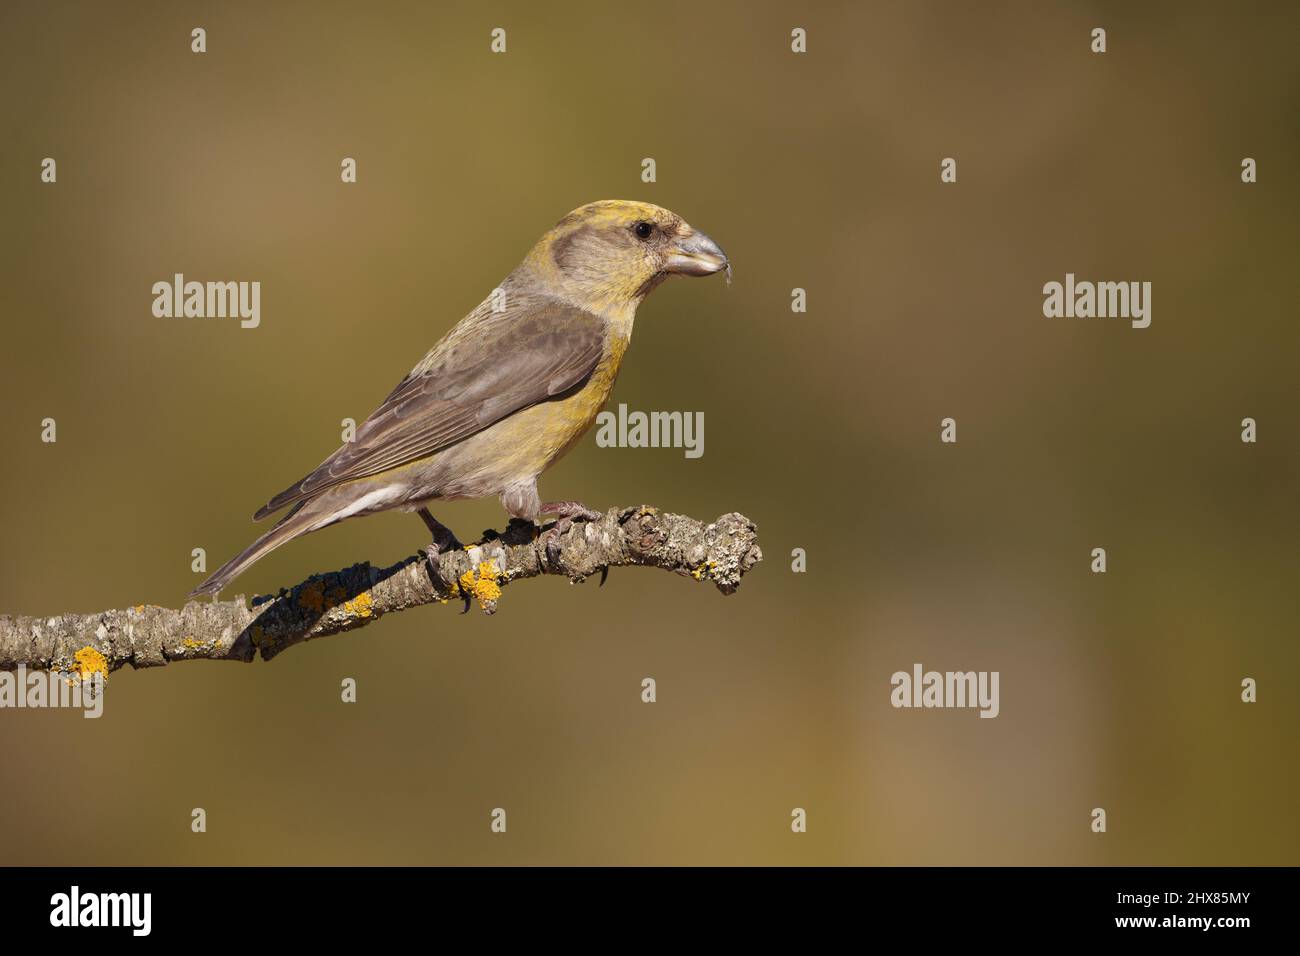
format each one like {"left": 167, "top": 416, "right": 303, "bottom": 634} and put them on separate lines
{"left": 525, "top": 200, "right": 729, "bottom": 314}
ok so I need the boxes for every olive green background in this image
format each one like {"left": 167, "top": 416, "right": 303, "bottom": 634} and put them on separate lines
{"left": 1, "top": 1, "right": 1296, "bottom": 865}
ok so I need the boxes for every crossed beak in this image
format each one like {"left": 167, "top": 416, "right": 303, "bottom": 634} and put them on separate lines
{"left": 665, "top": 228, "right": 730, "bottom": 278}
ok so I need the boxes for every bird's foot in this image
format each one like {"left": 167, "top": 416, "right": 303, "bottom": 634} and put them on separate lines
{"left": 422, "top": 542, "right": 473, "bottom": 614}
{"left": 539, "top": 500, "right": 602, "bottom": 522}
{"left": 422, "top": 542, "right": 445, "bottom": 579}
{"left": 418, "top": 508, "right": 468, "bottom": 609}
{"left": 543, "top": 518, "right": 572, "bottom": 567}
{"left": 538, "top": 501, "right": 601, "bottom": 566}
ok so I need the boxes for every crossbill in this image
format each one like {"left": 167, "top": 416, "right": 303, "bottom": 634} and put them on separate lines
{"left": 191, "top": 200, "right": 729, "bottom": 598}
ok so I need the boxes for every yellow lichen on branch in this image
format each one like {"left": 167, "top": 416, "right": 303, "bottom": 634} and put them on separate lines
{"left": 342, "top": 591, "right": 375, "bottom": 619}
{"left": 691, "top": 560, "right": 718, "bottom": 581}
{"left": 459, "top": 562, "right": 503, "bottom": 612}
{"left": 73, "top": 646, "right": 109, "bottom": 682}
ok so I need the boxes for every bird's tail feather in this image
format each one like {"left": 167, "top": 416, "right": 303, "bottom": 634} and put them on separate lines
{"left": 189, "top": 503, "right": 315, "bottom": 599}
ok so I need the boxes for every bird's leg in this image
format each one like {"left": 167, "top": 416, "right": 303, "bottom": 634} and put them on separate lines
{"left": 418, "top": 507, "right": 462, "bottom": 572}
{"left": 418, "top": 507, "right": 462, "bottom": 552}
{"left": 538, "top": 500, "right": 602, "bottom": 566}
{"left": 418, "top": 508, "right": 470, "bottom": 612}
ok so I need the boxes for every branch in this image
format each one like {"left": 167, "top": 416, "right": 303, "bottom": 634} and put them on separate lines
{"left": 0, "top": 507, "right": 761, "bottom": 676}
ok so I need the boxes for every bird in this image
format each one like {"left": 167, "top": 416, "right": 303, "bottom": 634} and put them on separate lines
{"left": 190, "top": 199, "right": 729, "bottom": 599}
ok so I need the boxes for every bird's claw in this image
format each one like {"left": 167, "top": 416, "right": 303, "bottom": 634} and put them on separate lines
{"left": 423, "top": 531, "right": 468, "bottom": 612}
{"left": 544, "top": 517, "right": 572, "bottom": 567}
{"left": 418, "top": 508, "right": 468, "bottom": 608}
{"left": 540, "top": 500, "right": 602, "bottom": 523}
{"left": 423, "top": 543, "right": 443, "bottom": 579}
{"left": 425, "top": 547, "right": 470, "bottom": 613}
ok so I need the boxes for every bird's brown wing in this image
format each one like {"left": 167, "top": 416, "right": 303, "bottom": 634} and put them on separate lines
{"left": 254, "top": 297, "right": 606, "bottom": 520}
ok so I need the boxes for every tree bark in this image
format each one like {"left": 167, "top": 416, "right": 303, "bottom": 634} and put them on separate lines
{"left": 0, "top": 507, "right": 761, "bottom": 676}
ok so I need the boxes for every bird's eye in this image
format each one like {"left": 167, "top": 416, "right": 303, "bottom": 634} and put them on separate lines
{"left": 632, "top": 221, "right": 654, "bottom": 241}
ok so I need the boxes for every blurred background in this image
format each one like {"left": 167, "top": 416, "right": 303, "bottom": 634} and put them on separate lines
{"left": 0, "top": 0, "right": 1296, "bottom": 865}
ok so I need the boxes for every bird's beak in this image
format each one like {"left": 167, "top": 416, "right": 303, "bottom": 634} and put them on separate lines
{"left": 665, "top": 228, "right": 729, "bottom": 278}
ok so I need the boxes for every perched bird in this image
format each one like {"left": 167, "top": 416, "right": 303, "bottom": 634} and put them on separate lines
{"left": 191, "top": 200, "right": 729, "bottom": 598}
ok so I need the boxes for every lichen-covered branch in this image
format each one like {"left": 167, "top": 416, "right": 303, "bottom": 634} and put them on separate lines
{"left": 0, "top": 507, "right": 761, "bottom": 677}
